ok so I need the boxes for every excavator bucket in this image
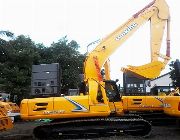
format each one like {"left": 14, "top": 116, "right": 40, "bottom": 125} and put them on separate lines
{"left": 0, "top": 106, "right": 13, "bottom": 131}
{"left": 121, "top": 61, "right": 165, "bottom": 79}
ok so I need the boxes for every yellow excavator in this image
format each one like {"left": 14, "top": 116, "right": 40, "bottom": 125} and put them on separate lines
{"left": 0, "top": 103, "right": 13, "bottom": 131}
{"left": 0, "top": 100, "right": 20, "bottom": 131}
{"left": 20, "top": 0, "right": 170, "bottom": 139}
{"left": 88, "top": 0, "right": 171, "bottom": 116}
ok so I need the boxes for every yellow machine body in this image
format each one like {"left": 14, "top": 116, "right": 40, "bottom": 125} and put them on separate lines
{"left": 163, "top": 96, "right": 180, "bottom": 117}
{"left": 122, "top": 96, "right": 165, "bottom": 112}
{"left": 21, "top": 81, "right": 124, "bottom": 120}
{"left": 21, "top": 96, "right": 109, "bottom": 120}
{"left": 163, "top": 88, "right": 180, "bottom": 117}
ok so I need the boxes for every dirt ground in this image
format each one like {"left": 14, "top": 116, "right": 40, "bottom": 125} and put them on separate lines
{"left": 0, "top": 121, "right": 180, "bottom": 140}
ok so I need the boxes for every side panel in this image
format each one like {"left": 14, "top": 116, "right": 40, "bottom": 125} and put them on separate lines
{"left": 122, "top": 96, "right": 146, "bottom": 111}
{"left": 27, "top": 98, "right": 54, "bottom": 116}
{"left": 21, "top": 95, "right": 110, "bottom": 120}
{"left": 53, "top": 96, "right": 89, "bottom": 116}
{"left": 164, "top": 96, "right": 180, "bottom": 117}
{"left": 145, "top": 96, "right": 165, "bottom": 111}
{"left": 122, "top": 96, "right": 165, "bottom": 112}
{"left": 54, "top": 95, "right": 110, "bottom": 117}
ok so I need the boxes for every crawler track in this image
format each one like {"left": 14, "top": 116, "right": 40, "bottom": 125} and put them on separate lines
{"left": 128, "top": 112, "right": 177, "bottom": 126}
{"left": 33, "top": 117, "right": 151, "bottom": 139}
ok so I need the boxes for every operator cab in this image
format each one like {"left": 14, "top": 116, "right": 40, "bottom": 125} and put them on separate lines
{"left": 104, "top": 80, "right": 121, "bottom": 102}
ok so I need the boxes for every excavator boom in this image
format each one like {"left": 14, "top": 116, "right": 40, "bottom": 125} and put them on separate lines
{"left": 84, "top": 0, "right": 170, "bottom": 80}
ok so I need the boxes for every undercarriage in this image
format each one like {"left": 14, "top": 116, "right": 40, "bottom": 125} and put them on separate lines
{"left": 33, "top": 116, "right": 151, "bottom": 139}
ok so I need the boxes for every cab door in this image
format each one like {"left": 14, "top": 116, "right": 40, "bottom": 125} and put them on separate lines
{"left": 105, "top": 81, "right": 123, "bottom": 114}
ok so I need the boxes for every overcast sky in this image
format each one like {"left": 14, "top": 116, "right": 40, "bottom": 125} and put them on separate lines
{"left": 1, "top": 0, "right": 179, "bottom": 83}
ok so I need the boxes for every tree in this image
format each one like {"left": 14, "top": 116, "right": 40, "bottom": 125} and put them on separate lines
{"left": 0, "top": 33, "right": 85, "bottom": 102}
{"left": 0, "top": 31, "right": 14, "bottom": 89}
{"left": 0, "top": 31, "right": 14, "bottom": 63}
{"left": 169, "top": 59, "right": 180, "bottom": 88}
{"left": 0, "top": 34, "right": 41, "bottom": 104}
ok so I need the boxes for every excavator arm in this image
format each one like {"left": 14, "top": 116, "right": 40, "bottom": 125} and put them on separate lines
{"left": 84, "top": 0, "right": 170, "bottom": 81}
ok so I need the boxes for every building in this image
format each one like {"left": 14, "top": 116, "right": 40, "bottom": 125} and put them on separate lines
{"left": 31, "top": 63, "right": 61, "bottom": 97}
{"left": 123, "top": 73, "right": 146, "bottom": 95}
{"left": 123, "top": 72, "right": 173, "bottom": 95}
{"left": 146, "top": 72, "right": 173, "bottom": 95}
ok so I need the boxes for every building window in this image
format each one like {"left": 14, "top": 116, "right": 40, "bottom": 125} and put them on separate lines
{"left": 140, "top": 84, "right": 144, "bottom": 87}
{"left": 34, "top": 82, "right": 37, "bottom": 86}
{"left": 38, "top": 82, "right": 41, "bottom": 86}
{"left": 42, "top": 82, "right": 46, "bottom": 86}
{"left": 51, "top": 81, "right": 54, "bottom": 85}
{"left": 42, "top": 88, "right": 45, "bottom": 93}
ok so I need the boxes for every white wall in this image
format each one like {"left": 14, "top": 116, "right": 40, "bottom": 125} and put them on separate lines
{"left": 146, "top": 74, "right": 172, "bottom": 92}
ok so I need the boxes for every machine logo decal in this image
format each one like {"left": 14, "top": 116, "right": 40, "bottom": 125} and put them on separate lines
{"left": 115, "top": 22, "right": 138, "bottom": 41}
{"left": 43, "top": 110, "right": 65, "bottom": 114}
{"left": 154, "top": 96, "right": 164, "bottom": 103}
{"left": 64, "top": 96, "right": 88, "bottom": 112}
{"left": 163, "top": 103, "right": 171, "bottom": 108}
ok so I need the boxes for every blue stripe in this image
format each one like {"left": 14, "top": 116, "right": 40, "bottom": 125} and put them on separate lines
{"left": 64, "top": 97, "right": 88, "bottom": 112}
